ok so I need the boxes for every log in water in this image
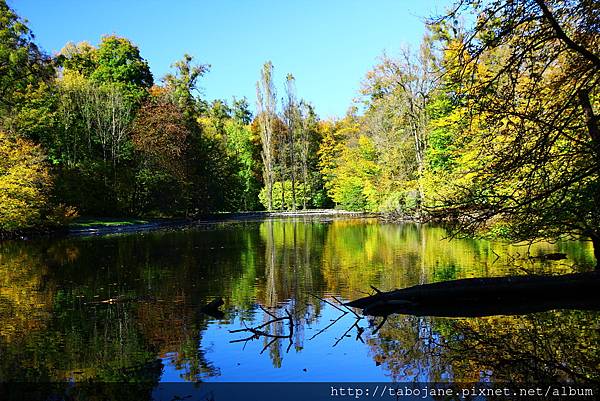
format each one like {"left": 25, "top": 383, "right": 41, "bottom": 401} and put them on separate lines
{"left": 346, "top": 271, "right": 600, "bottom": 317}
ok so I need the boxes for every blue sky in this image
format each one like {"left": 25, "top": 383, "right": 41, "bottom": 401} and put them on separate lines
{"left": 10, "top": 0, "right": 451, "bottom": 118}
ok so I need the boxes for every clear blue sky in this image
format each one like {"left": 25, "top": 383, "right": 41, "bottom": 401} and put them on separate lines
{"left": 10, "top": 0, "right": 451, "bottom": 118}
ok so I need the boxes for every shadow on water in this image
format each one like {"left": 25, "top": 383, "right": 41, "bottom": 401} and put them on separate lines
{"left": 0, "top": 218, "right": 599, "bottom": 399}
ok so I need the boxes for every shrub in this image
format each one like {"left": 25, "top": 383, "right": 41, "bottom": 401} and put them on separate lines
{"left": 0, "top": 131, "right": 53, "bottom": 231}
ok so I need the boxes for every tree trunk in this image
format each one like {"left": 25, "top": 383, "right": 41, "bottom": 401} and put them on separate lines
{"left": 346, "top": 272, "right": 600, "bottom": 317}
{"left": 290, "top": 128, "right": 297, "bottom": 211}
{"left": 578, "top": 89, "right": 600, "bottom": 149}
{"left": 591, "top": 233, "right": 600, "bottom": 270}
{"left": 579, "top": 90, "right": 600, "bottom": 270}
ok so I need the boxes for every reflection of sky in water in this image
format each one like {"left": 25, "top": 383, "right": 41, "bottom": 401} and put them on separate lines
{"left": 158, "top": 303, "right": 393, "bottom": 382}
{"left": 199, "top": 304, "right": 386, "bottom": 382}
{"left": 0, "top": 218, "right": 598, "bottom": 385}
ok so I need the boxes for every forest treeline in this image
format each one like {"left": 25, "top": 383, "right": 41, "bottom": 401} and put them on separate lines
{"left": 1, "top": 0, "right": 599, "bottom": 263}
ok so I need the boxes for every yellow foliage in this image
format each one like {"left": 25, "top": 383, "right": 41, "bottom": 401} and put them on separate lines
{"left": 0, "top": 131, "right": 53, "bottom": 231}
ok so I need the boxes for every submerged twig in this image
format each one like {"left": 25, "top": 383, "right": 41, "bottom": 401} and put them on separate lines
{"left": 372, "top": 315, "right": 388, "bottom": 335}
{"left": 333, "top": 318, "right": 362, "bottom": 347}
{"left": 308, "top": 311, "right": 347, "bottom": 341}
{"left": 308, "top": 293, "right": 345, "bottom": 313}
{"left": 259, "top": 304, "right": 279, "bottom": 320}
{"left": 229, "top": 305, "right": 295, "bottom": 354}
{"left": 331, "top": 295, "right": 362, "bottom": 319}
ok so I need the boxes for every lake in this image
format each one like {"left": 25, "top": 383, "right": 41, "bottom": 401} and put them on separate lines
{"left": 0, "top": 217, "right": 598, "bottom": 396}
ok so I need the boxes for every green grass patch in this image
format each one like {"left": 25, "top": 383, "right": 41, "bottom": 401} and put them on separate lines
{"left": 70, "top": 217, "right": 150, "bottom": 228}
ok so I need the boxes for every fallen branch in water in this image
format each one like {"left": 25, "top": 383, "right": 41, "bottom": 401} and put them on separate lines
{"left": 229, "top": 307, "right": 294, "bottom": 353}
{"left": 346, "top": 271, "right": 600, "bottom": 318}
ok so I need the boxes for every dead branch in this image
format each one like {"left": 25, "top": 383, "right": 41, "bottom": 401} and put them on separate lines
{"left": 229, "top": 305, "right": 295, "bottom": 353}
{"left": 308, "top": 293, "right": 346, "bottom": 313}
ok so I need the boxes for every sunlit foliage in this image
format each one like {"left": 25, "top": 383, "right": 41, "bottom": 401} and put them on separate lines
{"left": 0, "top": 131, "right": 52, "bottom": 232}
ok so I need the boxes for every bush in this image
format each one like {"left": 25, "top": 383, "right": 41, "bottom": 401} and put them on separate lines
{"left": 0, "top": 132, "right": 53, "bottom": 231}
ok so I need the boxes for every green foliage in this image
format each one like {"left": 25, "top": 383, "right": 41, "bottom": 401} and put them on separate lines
{"left": 425, "top": 91, "right": 457, "bottom": 172}
{"left": 132, "top": 167, "right": 184, "bottom": 216}
{"left": 48, "top": 71, "right": 137, "bottom": 216}
{"left": 333, "top": 179, "right": 368, "bottom": 211}
{"left": 4, "top": 81, "right": 58, "bottom": 143}
{"left": 224, "top": 120, "right": 262, "bottom": 210}
{"left": 163, "top": 54, "right": 209, "bottom": 116}
{"left": 57, "top": 41, "right": 97, "bottom": 76}
{"left": 0, "top": 0, "right": 53, "bottom": 130}
{"left": 0, "top": 1, "right": 49, "bottom": 97}
{"left": 232, "top": 97, "right": 252, "bottom": 125}
{"left": 57, "top": 36, "right": 153, "bottom": 106}
{"left": 90, "top": 35, "right": 153, "bottom": 102}
{"left": 328, "top": 135, "right": 382, "bottom": 211}
{"left": 258, "top": 181, "right": 312, "bottom": 210}
{"left": 55, "top": 162, "right": 126, "bottom": 216}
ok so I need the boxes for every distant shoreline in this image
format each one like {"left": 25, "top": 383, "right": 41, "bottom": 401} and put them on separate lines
{"left": 1, "top": 210, "right": 424, "bottom": 241}
{"left": 64, "top": 210, "right": 376, "bottom": 238}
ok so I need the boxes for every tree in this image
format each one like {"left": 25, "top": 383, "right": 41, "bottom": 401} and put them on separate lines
{"left": 207, "top": 99, "right": 231, "bottom": 140}
{"left": 224, "top": 99, "right": 261, "bottom": 210}
{"left": 299, "top": 102, "right": 313, "bottom": 209}
{"left": 0, "top": 131, "right": 52, "bottom": 233}
{"left": 57, "top": 41, "right": 97, "bottom": 77}
{"left": 283, "top": 74, "right": 299, "bottom": 210}
{"left": 298, "top": 102, "right": 326, "bottom": 208}
{"left": 361, "top": 42, "right": 438, "bottom": 207}
{"left": 131, "top": 92, "right": 192, "bottom": 214}
{"left": 318, "top": 111, "right": 359, "bottom": 207}
{"left": 224, "top": 119, "right": 262, "bottom": 210}
{"left": 54, "top": 71, "right": 95, "bottom": 166}
{"left": 328, "top": 134, "right": 381, "bottom": 211}
{"left": 0, "top": 0, "right": 53, "bottom": 130}
{"left": 92, "top": 83, "right": 133, "bottom": 168}
{"left": 429, "top": 0, "right": 600, "bottom": 266}
{"left": 163, "top": 54, "right": 209, "bottom": 116}
{"left": 131, "top": 94, "right": 189, "bottom": 179}
{"left": 256, "top": 61, "right": 277, "bottom": 211}
{"left": 90, "top": 35, "right": 153, "bottom": 102}
{"left": 159, "top": 55, "right": 243, "bottom": 215}
{"left": 232, "top": 97, "right": 253, "bottom": 125}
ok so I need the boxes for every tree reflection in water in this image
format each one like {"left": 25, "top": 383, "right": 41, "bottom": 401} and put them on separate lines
{"left": 363, "top": 310, "right": 600, "bottom": 383}
{"left": 0, "top": 218, "right": 598, "bottom": 389}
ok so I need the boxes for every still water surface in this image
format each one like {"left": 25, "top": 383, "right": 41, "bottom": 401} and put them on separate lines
{"left": 0, "top": 217, "right": 598, "bottom": 384}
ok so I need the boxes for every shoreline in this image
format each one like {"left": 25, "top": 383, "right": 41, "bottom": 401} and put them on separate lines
{"left": 61, "top": 209, "right": 379, "bottom": 240}
{"left": 0, "top": 210, "right": 438, "bottom": 241}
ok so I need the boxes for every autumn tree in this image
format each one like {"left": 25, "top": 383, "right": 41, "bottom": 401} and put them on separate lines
{"left": 159, "top": 55, "right": 243, "bottom": 214}
{"left": 429, "top": 0, "right": 600, "bottom": 266}
{"left": 256, "top": 61, "right": 277, "bottom": 211}
{"left": 282, "top": 74, "right": 300, "bottom": 210}
{"left": 130, "top": 91, "right": 191, "bottom": 214}
{"left": 0, "top": 131, "right": 53, "bottom": 233}
{"left": 57, "top": 41, "right": 97, "bottom": 77}
{"left": 132, "top": 95, "right": 189, "bottom": 178}
{"left": 361, "top": 42, "right": 438, "bottom": 210}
